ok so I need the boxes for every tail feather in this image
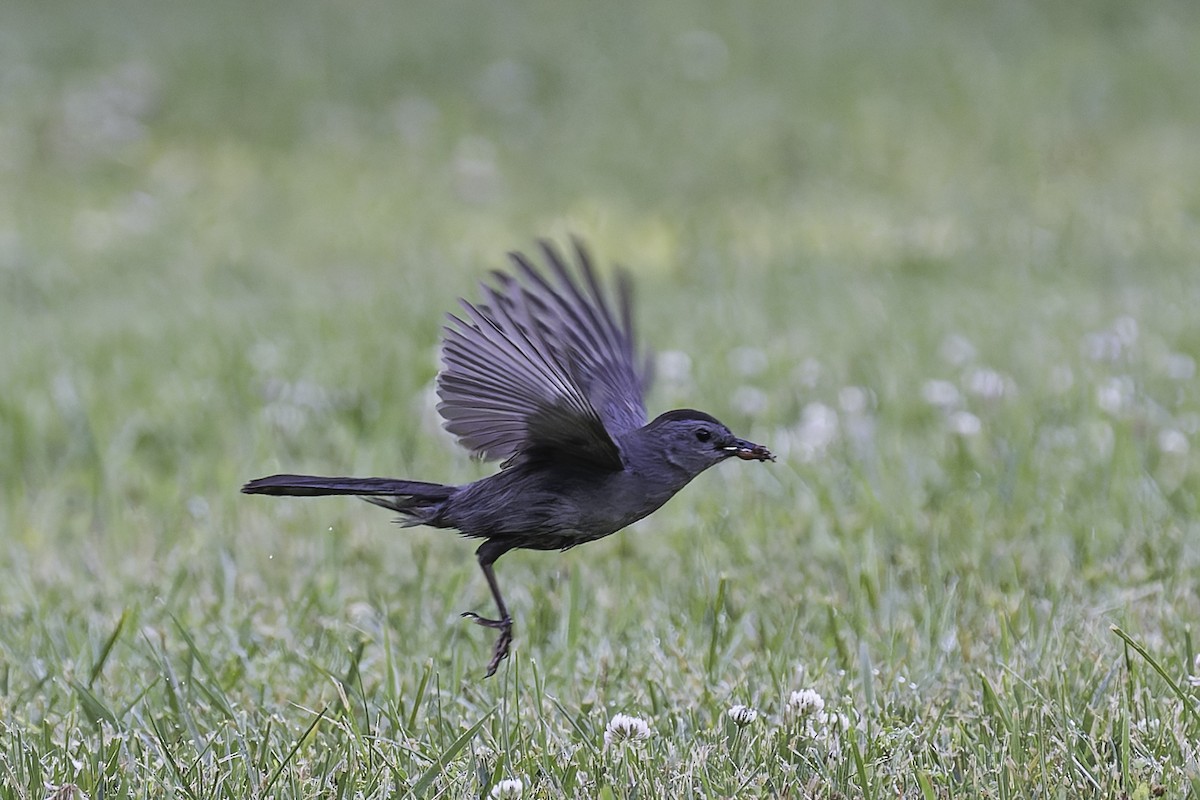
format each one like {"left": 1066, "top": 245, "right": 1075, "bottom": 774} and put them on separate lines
{"left": 242, "top": 473, "right": 455, "bottom": 526}
{"left": 242, "top": 474, "right": 454, "bottom": 500}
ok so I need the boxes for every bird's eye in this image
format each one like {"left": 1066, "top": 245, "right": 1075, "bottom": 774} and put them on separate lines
{"left": 695, "top": 428, "right": 711, "bottom": 442}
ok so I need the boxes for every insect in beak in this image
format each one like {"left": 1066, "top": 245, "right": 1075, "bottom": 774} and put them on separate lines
{"left": 724, "top": 439, "right": 775, "bottom": 462}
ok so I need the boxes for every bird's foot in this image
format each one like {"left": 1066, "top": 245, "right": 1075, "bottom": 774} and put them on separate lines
{"left": 460, "top": 612, "right": 513, "bottom": 677}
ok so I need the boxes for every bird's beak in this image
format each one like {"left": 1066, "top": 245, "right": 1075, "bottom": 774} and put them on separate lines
{"left": 724, "top": 439, "right": 775, "bottom": 462}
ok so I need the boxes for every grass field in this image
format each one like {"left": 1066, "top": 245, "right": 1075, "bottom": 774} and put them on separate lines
{"left": 3, "top": 0, "right": 1200, "bottom": 796}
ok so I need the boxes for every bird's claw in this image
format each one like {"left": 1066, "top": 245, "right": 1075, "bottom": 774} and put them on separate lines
{"left": 461, "top": 611, "right": 513, "bottom": 677}
{"left": 460, "top": 610, "right": 506, "bottom": 628}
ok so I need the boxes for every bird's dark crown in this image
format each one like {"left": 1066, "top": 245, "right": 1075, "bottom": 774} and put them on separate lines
{"left": 647, "top": 408, "right": 726, "bottom": 428}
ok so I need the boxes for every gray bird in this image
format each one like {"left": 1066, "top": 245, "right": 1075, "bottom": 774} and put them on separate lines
{"left": 243, "top": 240, "right": 774, "bottom": 677}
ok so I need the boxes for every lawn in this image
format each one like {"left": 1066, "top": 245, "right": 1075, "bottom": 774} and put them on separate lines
{"left": 3, "top": 0, "right": 1200, "bottom": 796}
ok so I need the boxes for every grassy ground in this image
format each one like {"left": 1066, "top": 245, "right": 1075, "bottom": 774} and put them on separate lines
{"left": 3, "top": 0, "right": 1200, "bottom": 796}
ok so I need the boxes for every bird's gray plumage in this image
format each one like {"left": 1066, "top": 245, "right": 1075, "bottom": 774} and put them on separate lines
{"left": 243, "top": 238, "right": 773, "bottom": 677}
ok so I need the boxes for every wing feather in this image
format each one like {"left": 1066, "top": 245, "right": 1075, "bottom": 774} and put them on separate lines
{"left": 436, "top": 239, "right": 651, "bottom": 467}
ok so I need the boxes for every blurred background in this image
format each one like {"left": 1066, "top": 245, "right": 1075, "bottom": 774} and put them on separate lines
{"left": 6, "top": 0, "right": 1197, "bottom": 509}
{"left": 3, "top": 0, "right": 1200, "bottom": 793}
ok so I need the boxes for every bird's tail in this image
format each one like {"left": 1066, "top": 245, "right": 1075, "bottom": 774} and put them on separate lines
{"left": 242, "top": 474, "right": 455, "bottom": 525}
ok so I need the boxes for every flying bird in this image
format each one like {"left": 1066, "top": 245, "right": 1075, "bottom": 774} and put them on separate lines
{"left": 243, "top": 239, "right": 774, "bottom": 677}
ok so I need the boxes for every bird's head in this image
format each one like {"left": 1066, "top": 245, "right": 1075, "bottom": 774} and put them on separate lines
{"left": 637, "top": 409, "right": 774, "bottom": 477}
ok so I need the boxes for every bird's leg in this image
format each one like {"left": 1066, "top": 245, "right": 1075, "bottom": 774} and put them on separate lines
{"left": 461, "top": 542, "right": 514, "bottom": 678}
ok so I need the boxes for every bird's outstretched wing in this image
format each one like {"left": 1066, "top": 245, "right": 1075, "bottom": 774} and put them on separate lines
{"left": 437, "top": 239, "right": 651, "bottom": 469}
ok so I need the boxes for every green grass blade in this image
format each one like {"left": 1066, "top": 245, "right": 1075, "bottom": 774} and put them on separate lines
{"left": 1111, "top": 626, "right": 1199, "bottom": 724}
{"left": 263, "top": 706, "right": 327, "bottom": 796}
{"left": 411, "top": 706, "right": 496, "bottom": 797}
{"left": 71, "top": 680, "right": 119, "bottom": 728}
{"left": 88, "top": 608, "right": 128, "bottom": 687}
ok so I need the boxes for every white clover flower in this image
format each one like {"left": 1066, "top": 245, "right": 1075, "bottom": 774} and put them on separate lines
{"left": 727, "top": 704, "right": 759, "bottom": 727}
{"left": 820, "top": 710, "right": 853, "bottom": 749}
{"left": 921, "top": 379, "right": 960, "bottom": 409}
{"left": 658, "top": 350, "right": 693, "bottom": 384}
{"left": 604, "top": 713, "right": 652, "bottom": 747}
{"left": 732, "top": 386, "right": 768, "bottom": 415}
{"left": 787, "top": 402, "right": 838, "bottom": 462}
{"left": 186, "top": 495, "right": 210, "bottom": 520}
{"left": 786, "top": 689, "right": 825, "bottom": 717}
{"left": 947, "top": 410, "right": 982, "bottom": 437}
{"left": 838, "top": 385, "right": 870, "bottom": 415}
{"left": 1083, "top": 317, "right": 1137, "bottom": 363}
{"left": 488, "top": 778, "right": 524, "bottom": 799}
{"left": 1164, "top": 352, "right": 1196, "bottom": 381}
{"left": 786, "top": 689, "right": 841, "bottom": 741}
{"left": 1158, "top": 429, "right": 1189, "bottom": 455}
{"left": 1096, "top": 376, "right": 1134, "bottom": 415}
{"left": 346, "top": 601, "right": 378, "bottom": 630}
{"left": 966, "top": 368, "right": 1011, "bottom": 401}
